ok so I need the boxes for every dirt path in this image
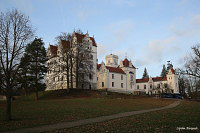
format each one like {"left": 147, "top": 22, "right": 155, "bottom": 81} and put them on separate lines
{"left": 4, "top": 100, "right": 181, "bottom": 133}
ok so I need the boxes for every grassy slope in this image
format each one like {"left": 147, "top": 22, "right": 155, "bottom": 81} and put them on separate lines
{"left": 0, "top": 90, "right": 173, "bottom": 132}
{"left": 53, "top": 100, "right": 200, "bottom": 133}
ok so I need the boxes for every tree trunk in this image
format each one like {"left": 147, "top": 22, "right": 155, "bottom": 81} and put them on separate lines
{"left": 70, "top": 56, "right": 73, "bottom": 89}
{"left": 76, "top": 57, "right": 79, "bottom": 89}
{"left": 35, "top": 87, "right": 38, "bottom": 101}
{"left": 66, "top": 55, "right": 69, "bottom": 89}
{"left": 6, "top": 95, "right": 12, "bottom": 121}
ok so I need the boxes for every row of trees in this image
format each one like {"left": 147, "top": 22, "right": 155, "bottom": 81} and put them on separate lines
{"left": 178, "top": 44, "right": 200, "bottom": 99}
{"left": 0, "top": 9, "right": 47, "bottom": 120}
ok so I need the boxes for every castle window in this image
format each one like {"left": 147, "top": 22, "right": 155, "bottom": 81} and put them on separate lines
{"left": 121, "top": 83, "right": 123, "bottom": 88}
{"left": 89, "top": 74, "right": 93, "bottom": 80}
{"left": 130, "top": 75, "right": 133, "bottom": 81}
{"left": 121, "top": 75, "right": 123, "bottom": 80}
{"left": 97, "top": 77, "right": 98, "bottom": 81}
{"left": 137, "top": 85, "right": 139, "bottom": 89}
{"left": 112, "top": 74, "right": 114, "bottom": 79}
{"left": 90, "top": 65, "right": 93, "bottom": 69}
{"left": 102, "top": 82, "right": 104, "bottom": 87}
{"left": 112, "top": 82, "right": 114, "bottom": 87}
{"left": 150, "top": 84, "right": 152, "bottom": 89}
{"left": 90, "top": 55, "right": 93, "bottom": 59}
{"left": 144, "top": 85, "right": 146, "bottom": 89}
{"left": 157, "top": 84, "right": 160, "bottom": 88}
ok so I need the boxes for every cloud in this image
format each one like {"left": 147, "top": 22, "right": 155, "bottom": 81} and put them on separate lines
{"left": 169, "top": 15, "right": 200, "bottom": 37}
{"left": 9, "top": 0, "right": 34, "bottom": 14}
{"left": 135, "top": 37, "right": 177, "bottom": 66}
{"left": 105, "top": 20, "right": 134, "bottom": 44}
{"left": 76, "top": 9, "right": 94, "bottom": 21}
{"left": 191, "top": 14, "right": 200, "bottom": 27}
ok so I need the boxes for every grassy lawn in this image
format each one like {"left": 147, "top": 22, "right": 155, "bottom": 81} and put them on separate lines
{"left": 51, "top": 100, "right": 200, "bottom": 133}
{"left": 0, "top": 96, "right": 173, "bottom": 132}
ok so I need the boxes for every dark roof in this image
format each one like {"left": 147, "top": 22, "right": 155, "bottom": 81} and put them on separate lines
{"left": 106, "top": 66, "right": 126, "bottom": 74}
{"left": 61, "top": 40, "right": 70, "bottom": 49}
{"left": 152, "top": 77, "right": 167, "bottom": 82}
{"left": 123, "top": 58, "right": 129, "bottom": 67}
{"left": 97, "top": 64, "right": 125, "bottom": 74}
{"left": 122, "top": 58, "right": 136, "bottom": 68}
{"left": 74, "top": 33, "right": 97, "bottom": 47}
{"left": 49, "top": 45, "right": 58, "bottom": 56}
{"left": 167, "top": 68, "right": 175, "bottom": 74}
{"left": 97, "top": 64, "right": 101, "bottom": 70}
{"left": 136, "top": 77, "right": 167, "bottom": 83}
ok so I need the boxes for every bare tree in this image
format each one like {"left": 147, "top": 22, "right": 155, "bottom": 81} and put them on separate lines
{"left": 185, "top": 44, "right": 200, "bottom": 99}
{"left": 0, "top": 9, "right": 33, "bottom": 120}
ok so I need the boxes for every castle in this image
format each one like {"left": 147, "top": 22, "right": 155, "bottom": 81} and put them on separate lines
{"left": 97, "top": 54, "right": 179, "bottom": 94}
{"left": 46, "top": 32, "right": 179, "bottom": 94}
{"left": 46, "top": 32, "right": 97, "bottom": 90}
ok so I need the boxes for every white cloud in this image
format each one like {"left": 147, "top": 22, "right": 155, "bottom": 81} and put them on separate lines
{"left": 105, "top": 20, "right": 134, "bottom": 45}
{"left": 169, "top": 15, "right": 200, "bottom": 37}
{"left": 10, "top": 0, "right": 34, "bottom": 14}
{"left": 76, "top": 9, "right": 94, "bottom": 21}
{"left": 135, "top": 37, "right": 177, "bottom": 66}
{"left": 191, "top": 14, "right": 200, "bottom": 27}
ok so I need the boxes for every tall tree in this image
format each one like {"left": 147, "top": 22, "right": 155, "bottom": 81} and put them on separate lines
{"left": 160, "top": 65, "right": 167, "bottom": 77}
{"left": 23, "top": 38, "right": 47, "bottom": 100}
{"left": 142, "top": 67, "right": 149, "bottom": 79}
{"left": 0, "top": 9, "right": 33, "bottom": 120}
{"left": 185, "top": 44, "right": 200, "bottom": 99}
{"left": 18, "top": 53, "right": 33, "bottom": 96}
{"left": 54, "top": 32, "right": 74, "bottom": 89}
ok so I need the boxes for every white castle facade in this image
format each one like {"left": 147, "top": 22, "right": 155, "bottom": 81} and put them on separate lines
{"left": 46, "top": 32, "right": 97, "bottom": 90}
{"left": 46, "top": 32, "right": 179, "bottom": 94}
{"left": 97, "top": 54, "right": 179, "bottom": 94}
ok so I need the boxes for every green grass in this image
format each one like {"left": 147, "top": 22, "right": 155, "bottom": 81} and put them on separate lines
{"left": 0, "top": 97, "right": 173, "bottom": 132}
{"left": 52, "top": 100, "right": 200, "bottom": 133}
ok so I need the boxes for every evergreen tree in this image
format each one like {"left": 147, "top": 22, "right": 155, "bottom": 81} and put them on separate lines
{"left": 160, "top": 65, "right": 167, "bottom": 77}
{"left": 142, "top": 67, "right": 149, "bottom": 79}
{"left": 22, "top": 38, "right": 47, "bottom": 100}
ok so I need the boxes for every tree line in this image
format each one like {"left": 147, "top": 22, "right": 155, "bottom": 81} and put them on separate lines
{"left": 0, "top": 9, "right": 94, "bottom": 120}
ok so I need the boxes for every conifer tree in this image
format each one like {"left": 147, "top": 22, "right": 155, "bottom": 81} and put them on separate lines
{"left": 142, "top": 67, "right": 149, "bottom": 79}
{"left": 160, "top": 65, "right": 167, "bottom": 77}
{"left": 21, "top": 38, "right": 47, "bottom": 100}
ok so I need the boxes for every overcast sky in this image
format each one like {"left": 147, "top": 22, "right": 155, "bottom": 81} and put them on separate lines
{"left": 1, "top": 0, "right": 200, "bottom": 78}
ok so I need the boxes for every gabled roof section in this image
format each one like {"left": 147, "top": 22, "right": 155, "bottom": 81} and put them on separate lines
{"left": 136, "top": 78, "right": 149, "bottom": 83}
{"left": 106, "top": 66, "right": 126, "bottom": 74}
{"left": 97, "top": 64, "right": 101, "bottom": 70}
{"left": 136, "top": 77, "right": 167, "bottom": 83}
{"left": 123, "top": 58, "right": 129, "bottom": 67}
{"left": 122, "top": 58, "right": 136, "bottom": 68}
{"left": 152, "top": 77, "right": 167, "bottom": 82}
{"left": 167, "top": 68, "right": 176, "bottom": 74}
{"left": 49, "top": 45, "right": 58, "bottom": 56}
{"left": 61, "top": 40, "right": 70, "bottom": 49}
{"left": 74, "top": 32, "right": 97, "bottom": 47}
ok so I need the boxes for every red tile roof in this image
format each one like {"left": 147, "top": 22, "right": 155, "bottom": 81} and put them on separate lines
{"left": 61, "top": 40, "right": 70, "bottom": 49}
{"left": 97, "top": 64, "right": 101, "bottom": 70}
{"left": 106, "top": 66, "right": 126, "bottom": 74}
{"left": 49, "top": 45, "right": 58, "bottom": 56}
{"left": 122, "top": 58, "right": 136, "bottom": 68}
{"left": 136, "top": 77, "right": 167, "bottom": 83}
{"left": 152, "top": 77, "right": 167, "bottom": 82}
{"left": 123, "top": 58, "right": 129, "bottom": 67}
{"left": 74, "top": 33, "right": 97, "bottom": 47}
{"left": 97, "top": 64, "right": 125, "bottom": 74}
{"left": 136, "top": 78, "right": 149, "bottom": 83}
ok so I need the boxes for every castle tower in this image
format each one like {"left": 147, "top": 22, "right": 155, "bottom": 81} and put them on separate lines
{"left": 166, "top": 67, "right": 179, "bottom": 93}
{"left": 106, "top": 54, "right": 119, "bottom": 67}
